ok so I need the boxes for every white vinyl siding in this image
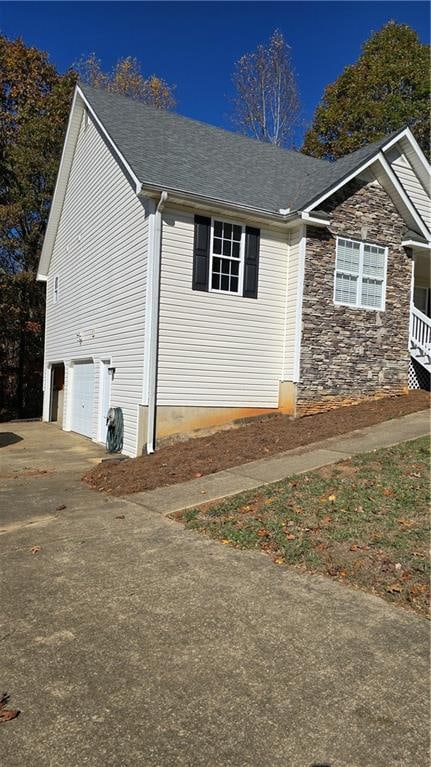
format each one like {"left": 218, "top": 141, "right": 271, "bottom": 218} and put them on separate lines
{"left": 44, "top": 114, "right": 149, "bottom": 456}
{"left": 53, "top": 274, "right": 59, "bottom": 304}
{"left": 334, "top": 238, "right": 387, "bottom": 311}
{"left": 387, "top": 148, "right": 431, "bottom": 230}
{"left": 157, "top": 210, "right": 292, "bottom": 408}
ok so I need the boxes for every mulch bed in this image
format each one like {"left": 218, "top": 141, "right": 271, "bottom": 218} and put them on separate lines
{"left": 83, "top": 391, "right": 430, "bottom": 496}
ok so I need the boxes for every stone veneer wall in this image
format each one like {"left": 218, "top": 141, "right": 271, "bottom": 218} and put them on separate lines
{"left": 297, "top": 178, "right": 412, "bottom": 415}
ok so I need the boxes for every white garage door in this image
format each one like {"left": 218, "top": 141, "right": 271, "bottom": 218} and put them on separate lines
{"left": 70, "top": 361, "right": 94, "bottom": 438}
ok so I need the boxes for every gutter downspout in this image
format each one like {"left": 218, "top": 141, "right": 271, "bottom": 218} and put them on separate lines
{"left": 146, "top": 190, "right": 168, "bottom": 454}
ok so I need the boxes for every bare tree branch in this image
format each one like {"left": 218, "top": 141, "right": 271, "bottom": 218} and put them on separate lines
{"left": 232, "top": 30, "right": 300, "bottom": 146}
{"left": 74, "top": 53, "right": 176, "bottom": 110}
{"left": 231, "top": 30, "right": 300, "bottom": 147}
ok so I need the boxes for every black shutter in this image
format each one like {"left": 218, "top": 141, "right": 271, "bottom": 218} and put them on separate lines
{"left": 243, "top": 226, "right": 260, "bottom": 299}
{"left": 193, "top": 215, "right": 211, "bottom": 291}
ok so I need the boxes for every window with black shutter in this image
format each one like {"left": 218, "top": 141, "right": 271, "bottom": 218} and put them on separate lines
{"left": 193, "top": 216, "right": 260, "bottom": 298}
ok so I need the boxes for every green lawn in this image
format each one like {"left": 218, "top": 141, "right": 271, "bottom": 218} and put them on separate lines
{"left": 173, "top": 437, "right": 430, "bottom": 616}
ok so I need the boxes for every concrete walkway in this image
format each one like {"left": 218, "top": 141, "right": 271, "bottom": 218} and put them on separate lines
{"left": 0, "top": 414, "right": 429, "bottom": 766}
{"left": 129, "top": 409, "right": 430, "bottom": 514}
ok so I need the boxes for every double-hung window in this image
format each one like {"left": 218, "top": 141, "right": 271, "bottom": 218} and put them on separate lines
{"left": 193, "top": 215, "right": 260, "bottom": 298}
{"left": 334, "top": 238, "right": 387, "bottom": 311}
{"left": 210, "top": 220, "right": 244, "bottom": 294}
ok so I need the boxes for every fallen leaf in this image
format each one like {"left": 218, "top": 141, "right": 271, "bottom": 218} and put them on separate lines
{"left": 0, "top": 709, "right": 19, "bottom": 723}
{"left": 409, "top": 584, "right": 428, "bottom": 597}
{"left": 383, "top": 488, "right": 394, "bottom": 497}
{"left": 30, "top": 546, "right": 41, "bottom": 555}
{"left": 194, "top": 472, "right": 203, "bottom": 478}
{"left": 321, "top": 515, "right": 332, "bottom": 525}
{"left": 273, "top": 556, "right": 285, "bottom": 565}
{"left": 56, "top": 504, "right": 66, "bottom": 511}
{"left": 356, "top": 505, "right": 364, "bottom": 513}
{"left": 394, "top": 562, "right": 402, "bottom": 571}
{"left": 115, "top": 515, "right": 125, "bottom": 520}
{"left": 285, "top": 533, "right": 296, "bottom": 540}
{"left": 398, "top": 518, "right": 415, "bottom": 528}
{"left": 0, "top": 694, "right": 19, "bottom": 724}
{"left": 257, "top": 528, "right": 269, "bottom": 538}
{"left": 386, "top": 583, "right": 402, "bottom": 594}
{"left": 221, "top": 539, "right": 231, "bottom": 545}
{"left": 328, "top": 494, "right": 336, "bottom": 502}
{"left": 315, "top": 542, "right": 328, "bottom": 552}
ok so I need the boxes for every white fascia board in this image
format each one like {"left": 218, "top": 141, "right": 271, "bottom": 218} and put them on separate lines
{"left": 300, "top": 212, "right": 330, "bottom": 227}
{"left": 37, "top": 88, "right": 82, "bottom": 280}
{"left": 402, "top": 240, "right": 431, "bottom": 251}
{"left": 139, "top": 183, "right": 299, "bottom": 228}
{"left": 384, "top": 127, "right": 431, "bottom": 182}
{"left": 76, "top": 85, "right": 142, "bottom": 195}
{"left": 303, "top": 155, "right": 379, "bottom": 214}
{"left": 379, "top": 127, "right": 411, "bottom": 153}
{"left": 377, "top": 151, "right": 431, "bottom": 242}
{"left": 304, "top": 152, "right": 430, "bottom": 243}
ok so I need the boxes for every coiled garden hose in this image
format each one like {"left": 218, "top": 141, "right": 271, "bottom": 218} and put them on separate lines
{"left": 106, "top": 406, "right": 124, "bottom": 453}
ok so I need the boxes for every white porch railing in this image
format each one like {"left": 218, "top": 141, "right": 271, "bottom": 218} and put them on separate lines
{"left": 410, "top": 304, "right": 431, "bottom": 371}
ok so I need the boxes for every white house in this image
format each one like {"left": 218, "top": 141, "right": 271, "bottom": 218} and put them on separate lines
{"left": 37, "top": 85, "right": 431, "bottom": 457}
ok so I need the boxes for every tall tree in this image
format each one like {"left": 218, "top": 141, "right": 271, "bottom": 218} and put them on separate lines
{"left": 302, "top": 22, "right": 430, "bottom": 160}
{"left": 231, "top": 29, "right": 300, "bottom": 147}
{"left": 74, "top": 53, "right": 176, "bottom": 109}
{"left": 0, "top": 35, "right": 76, "bottom": 417}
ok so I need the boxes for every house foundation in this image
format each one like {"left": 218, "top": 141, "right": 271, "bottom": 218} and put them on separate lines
{"left": 137, "top": 403, "right": 285, "bottom": 454}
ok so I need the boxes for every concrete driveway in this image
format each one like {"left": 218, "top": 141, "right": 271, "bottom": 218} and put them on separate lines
{"left": 0, "top": 422, "right": 429, "bottom": 766}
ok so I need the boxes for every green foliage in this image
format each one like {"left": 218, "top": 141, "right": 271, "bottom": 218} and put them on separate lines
{"left": 302, "top": 22, "right": 430, "bottom": 160}
{"left": 0, "top": 35, "right": 76, "bottom": 416}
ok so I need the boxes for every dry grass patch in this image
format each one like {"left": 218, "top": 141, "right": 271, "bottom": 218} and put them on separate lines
{"left": 173, "top": 438, "right": 430, "bottom": 616}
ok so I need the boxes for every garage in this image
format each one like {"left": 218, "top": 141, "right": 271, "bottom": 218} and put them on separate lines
{"left": 70, "top": 361, "right": 95, "bottom": 438}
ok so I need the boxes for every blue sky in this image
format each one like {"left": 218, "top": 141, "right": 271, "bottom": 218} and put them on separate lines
{"left": 1, "top": 1, "right": 429, "bottom": 144}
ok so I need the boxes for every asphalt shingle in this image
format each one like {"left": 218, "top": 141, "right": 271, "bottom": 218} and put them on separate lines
{"left": 80, "top": 85, "right": 402, "bottom": 214}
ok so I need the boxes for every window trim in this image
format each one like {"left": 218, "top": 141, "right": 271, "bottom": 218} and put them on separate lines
{"left": 333, "top": 237, "right": 388, "bottom": 312}
{"left": 208, "top": 217, "right": 245, "bottom": 296}
{"left": 53, "top": 274, "right": 60, "bottom": 305}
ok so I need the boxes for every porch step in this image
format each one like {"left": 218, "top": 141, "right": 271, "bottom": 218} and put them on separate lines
{"left": 410, "top": 345, "right": 431, "bottom": 373}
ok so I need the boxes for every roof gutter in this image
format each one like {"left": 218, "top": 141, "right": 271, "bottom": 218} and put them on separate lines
{"left": 139, "top": 183, "right": 300, "bottom": 227}
{"left": 300, "top": 211, "right": 331, "bottom": 227}
{"left": 402, "top": 239, "right": 431, "bottom": 251}
{"left": 146, "top": 190, "right": 168, "bottom": 454}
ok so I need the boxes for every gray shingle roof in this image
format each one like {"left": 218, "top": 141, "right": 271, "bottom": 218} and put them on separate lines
{"left": 80, "top": 85, "right": 402, "bottom": 214}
